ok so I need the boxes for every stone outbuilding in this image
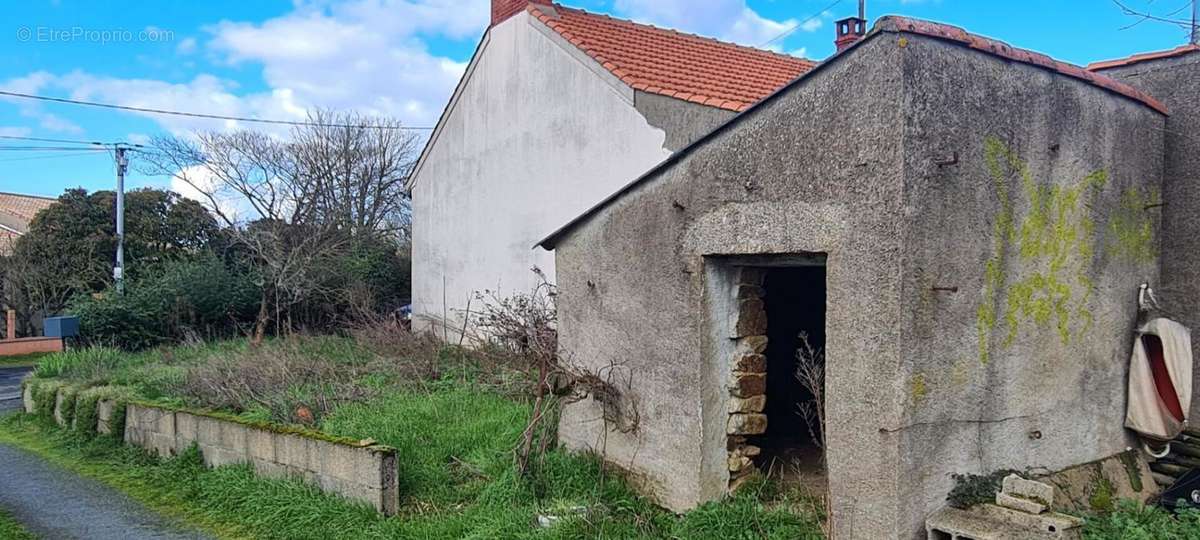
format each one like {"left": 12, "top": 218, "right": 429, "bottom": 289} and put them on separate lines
{"left": 538, "top": 16, "right": 1171, "bottom": 539}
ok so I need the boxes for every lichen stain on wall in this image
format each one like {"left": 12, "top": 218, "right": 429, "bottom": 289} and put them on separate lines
{"left": 975, "top": 136, "right": 1157, "bottom": 365}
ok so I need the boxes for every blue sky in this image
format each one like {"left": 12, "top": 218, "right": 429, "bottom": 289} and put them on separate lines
{"left": 0, "top": 0, "right": 1192, "bottom": 199}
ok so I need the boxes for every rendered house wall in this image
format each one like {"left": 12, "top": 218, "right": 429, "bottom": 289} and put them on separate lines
{"left": 409, "top": 11, "right": 730, "bottom": 336}
{"left": 550, "top": 29, "right": 1166, "bottom": 539}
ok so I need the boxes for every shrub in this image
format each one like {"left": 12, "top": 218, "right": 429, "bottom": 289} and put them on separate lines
{"left": 71, "top": 257, "right": 260, "bottom": 350}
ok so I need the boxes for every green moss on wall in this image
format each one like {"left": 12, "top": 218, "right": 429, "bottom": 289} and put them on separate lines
{"left": 976, "top": 137, "right": 1156, "bottom": 364}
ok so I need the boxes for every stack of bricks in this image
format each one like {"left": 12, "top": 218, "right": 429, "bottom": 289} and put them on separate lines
{"left": 727, "top": 268, "right": 768, "bottom": 490}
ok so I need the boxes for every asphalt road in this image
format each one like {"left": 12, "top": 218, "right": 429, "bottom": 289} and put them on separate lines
{"left": 0, "top": 366, "right": 30, "bottom": 412}
{"left": 0, "top": 367, "right": 210, "bottom": 539}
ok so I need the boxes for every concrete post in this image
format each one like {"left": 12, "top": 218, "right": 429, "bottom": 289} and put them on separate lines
{"left": 5, "top": 310, "right": 13, "bottom": 341}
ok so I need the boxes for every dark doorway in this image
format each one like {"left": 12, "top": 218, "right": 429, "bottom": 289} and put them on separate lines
{"left": 751, "top": 265, "right": 826, "bottom": 487}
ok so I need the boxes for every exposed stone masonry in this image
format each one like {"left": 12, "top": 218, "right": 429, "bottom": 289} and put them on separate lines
{"left": 727, "top": 268, "right": 768, "bottom": 490}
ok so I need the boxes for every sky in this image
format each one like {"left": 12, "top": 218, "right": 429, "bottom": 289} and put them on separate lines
{"left": 0, "top": 0, "right": 1193, "bottom": 199}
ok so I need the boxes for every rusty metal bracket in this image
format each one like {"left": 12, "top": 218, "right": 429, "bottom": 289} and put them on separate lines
{"left": 933, "top": 152, "right": 959, "bottom": 167}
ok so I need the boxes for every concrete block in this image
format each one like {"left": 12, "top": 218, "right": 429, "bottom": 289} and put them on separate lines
{"left": 976, "top": 505, "right": 1083, "bottom": 538}
{"left": 96, "top": 400, "right": 114, "bottom": 435}
{"left": 1002, "top": 474, "right": 1053, "bottom": 506}
{"left": 219, "top": 422, "right": 249, "bottom": 453}
{"left": 727, "top": 413, "right": 767, "bottom": 435}
{"left": 175, "top": 412, "right": 199, "bottom": 452}
{"left": 996, "top": 492, "right": 1046, "bottom": 515}
{"left": 53, "top": 391, "right": 67, "bottom": 427}
{"left": 729, "top": 395, "right": 766, "bottom": 413}
{"left": 22, "top": 384, "right": 33, "bottom": 414}
{"left": 195, "top": 415, "right": 222, "bottom": 446}
{"left": 204, "top": 446, "right": 245, "bottom": 468}
{"left": 251, "top": 458, "right": 289, "bottom": 480}
{"left": 246, "top": 428, "right": 276, "bottom": 462}
{"left": 276, "top": 434, "right": 315, "bottom": 472}
{"left": 319, "top": 442, "right": 381, "bottom": 483}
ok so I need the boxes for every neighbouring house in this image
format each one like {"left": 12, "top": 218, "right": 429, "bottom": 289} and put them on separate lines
{"left": 538, "top": 16, "right": 1181, "bottom": 539}
{"left": 0, "top": 191, "right": 54, "bottom": 256}
{"left": 1089, "top": 45, "right": 1200, "bottom": 421}
{"left": 0, "top": 191, "right": 60, "bottom": 352}
{"left": 408, "top": 0, "right": 812, "bottom": 336}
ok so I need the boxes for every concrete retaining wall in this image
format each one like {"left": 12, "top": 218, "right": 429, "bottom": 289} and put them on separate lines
{"left": 23, "top": 380, "right": 398, "bottom": 515}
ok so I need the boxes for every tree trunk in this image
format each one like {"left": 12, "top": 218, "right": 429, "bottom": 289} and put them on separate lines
{"left": 252, "top": 292, "right": 270, "bottom": 347}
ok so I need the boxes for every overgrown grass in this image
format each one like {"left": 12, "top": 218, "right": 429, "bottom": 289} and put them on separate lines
{"left": 0, "top": 507, "right": 36, "bottom": 540}
{"left": 0, "top": 403, "right": 822, "bottom": 539}
{"left": 21, "top": 335, "right": 825, "bottom": 539}
{"left": 1083, "top": 500, "right": 1200, "bottom": 539}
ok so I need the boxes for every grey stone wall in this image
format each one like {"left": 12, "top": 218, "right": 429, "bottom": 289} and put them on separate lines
{"left": 550, "top": 30, "right": 1166, "bottom": 539}
{"left": 1094, "top": 52, "right": 1200, "bottom": 419}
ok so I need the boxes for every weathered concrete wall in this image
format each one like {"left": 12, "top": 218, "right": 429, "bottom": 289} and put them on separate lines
{"left": 1095, "top": 51, "right": 1200, "bottom": 419}
{"left": 23, "top": 382, "right": 398, "bottom": 516}
{"left": 410, "top": 11, "right": 729, "bottom": 337}
{"left": 554, "top": 33, "right": 908, "bottom": 530}
{"left": 634, "top": 91, "right": 735, "bottom": 152}
{"left": 550, "top": 30, "right": 1166, "bottom": 539}
{"left": 893, "top": 34, "right": 1165, "bottom": 538}
{"left": 124, "top": 404, "right": 399, "bottom": 515}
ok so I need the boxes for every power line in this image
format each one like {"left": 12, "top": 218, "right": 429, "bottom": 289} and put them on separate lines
{"left": 0, "top": 90, "right": 435, "bottom": 130}
{"left": 759, "top": 0, "right": 846, "bottom": 49}
{"left": 0, "top": 151, "right": 107, "bottom": 163}
{"left": 0, "top": 145, "right": 119, "bottom": 151}
{"left": 0, "top": 134, "right": 107, "bottom": 146}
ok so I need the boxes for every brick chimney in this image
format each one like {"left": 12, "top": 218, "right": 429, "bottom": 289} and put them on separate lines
{"left": 492, "top": 0, "right": 552, "bottom": 27}
{"left": 834, "top": 16, "right": 866, "bottom": 52}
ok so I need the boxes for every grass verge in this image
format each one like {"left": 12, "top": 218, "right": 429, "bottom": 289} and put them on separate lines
{"left": 0, "top": 353, "right": 49, "bottom": 368}
{"left": 0, "top": 507, "right": 36, "bottom": 540}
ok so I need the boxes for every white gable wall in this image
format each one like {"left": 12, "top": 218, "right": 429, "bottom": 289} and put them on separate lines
{"left": 411, "top": 10, "right": 676, "bottom": 335}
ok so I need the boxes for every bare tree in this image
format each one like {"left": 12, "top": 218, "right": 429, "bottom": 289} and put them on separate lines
{"left": 142, "top": 110, "right": 421, "bottom": 343}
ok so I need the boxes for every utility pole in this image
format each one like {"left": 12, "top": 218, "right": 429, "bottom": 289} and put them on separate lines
{"left": 1192, "top": 0, "right": 1199, "bottom": 44}
{"left": 114, "top": 145, "right": 127, "bottom": 293}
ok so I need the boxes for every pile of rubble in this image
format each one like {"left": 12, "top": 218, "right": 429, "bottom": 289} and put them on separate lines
{"left": 926, "top": 474, "right": 1083, "bottom": 540}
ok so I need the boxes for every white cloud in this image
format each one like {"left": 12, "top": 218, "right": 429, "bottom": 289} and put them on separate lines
{"left": 612, "top": 0, "right": 826, "bottom": 48}
{"left": 176, "top": 37, "right": 198, "bottom": 55}
{"left": 0, "top": 126, "right": 32, "bottom": 137}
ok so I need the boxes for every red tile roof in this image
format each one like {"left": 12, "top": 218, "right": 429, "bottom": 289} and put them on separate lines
{"left": 0, "top": 192, "right": 54, "bottom": 226}
{"left": 528, "top": 3, "right": 815, "bottom": 112}
{"left": 1087, "top": 44, "right": 1200, "bottom": 72}
{"left": 875, "top": 16, "right": 1169, "bottom": 116}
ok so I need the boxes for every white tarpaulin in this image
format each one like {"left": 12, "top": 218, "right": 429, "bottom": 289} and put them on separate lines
{"left": 1125, "top": 317, "right": 1193, "bottom": 443}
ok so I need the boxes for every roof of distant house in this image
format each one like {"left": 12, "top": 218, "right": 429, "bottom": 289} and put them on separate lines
{"left": 1087, "top": 44, "right": 1200, "bottom": 71}
{"left": 527, "top": 3, "right": 816, "bottom": 112}
{"left": 0, "top": 191, "right": 55, "bottom": 227}
{"left": 879, "top": 17, "right": 1168, "bottom": 115}
{"left": 536, "top": 16, "right": 1171, "bottom": 250}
